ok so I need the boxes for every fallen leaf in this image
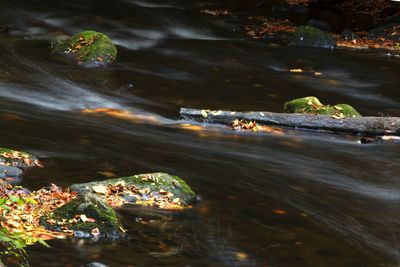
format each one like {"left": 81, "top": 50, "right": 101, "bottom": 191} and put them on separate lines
{"left": 92, "top": 185, "right": 109, "bottom": 195}
{"left": 272, "top": 209, "right": 287, "bottom": 215}
{"left": 80, "top": 214, "right": 96, "bottom": 223}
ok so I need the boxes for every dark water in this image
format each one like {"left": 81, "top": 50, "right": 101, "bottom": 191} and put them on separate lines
{"left": 1, "top": 1, "right": 400, "bottom": 266}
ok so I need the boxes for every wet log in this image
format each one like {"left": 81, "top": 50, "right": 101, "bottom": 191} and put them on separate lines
{"left": 179, "top": 108, "right": 400, "bottom": 136}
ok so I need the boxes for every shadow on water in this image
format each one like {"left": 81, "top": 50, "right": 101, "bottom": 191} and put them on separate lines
{"left": 1, "top": 0, "right": 400, "bottom": 266}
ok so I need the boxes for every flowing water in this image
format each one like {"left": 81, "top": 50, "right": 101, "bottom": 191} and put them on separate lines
{"left": 1, "top": 0, "right": 400, "bottom": 266}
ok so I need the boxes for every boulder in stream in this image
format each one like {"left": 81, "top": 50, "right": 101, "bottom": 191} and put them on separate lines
{"left": 40, "top": 173, "right": 196, "bottom": 239}
{"left": 40, "top": 194, "right": 124, "bottom": 239}
{"left": 70, "top": 172, "right": 196, "bottom": 207}
{"left": 51, "top": 30, "right": 117, "bottom": 67}
{"left": 289, "top": 25, "right": 336, "bottom": 49}
{"left": 284, "top": 96, "right": 361, "bottom": 118}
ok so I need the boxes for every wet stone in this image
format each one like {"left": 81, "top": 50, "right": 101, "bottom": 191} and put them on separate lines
{"left": 51, "top": 30, "right": 117, "bottom": 67}
{"left": 289, "top": 25, "right": 336, "bottom": 49}
{"left": 0, "top": 165, "right": 23, "bottom": 179}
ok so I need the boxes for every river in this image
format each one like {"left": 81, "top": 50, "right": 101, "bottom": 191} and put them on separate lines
{"left": 1, "top": 0, "right": 400, "bottom": 266}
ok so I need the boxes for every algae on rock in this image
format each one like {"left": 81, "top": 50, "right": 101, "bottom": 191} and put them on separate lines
{"left": 284, "top": 96, "right": 361, "bottom": 118}
{"left": 51, "top": 30, "right": 117, "bottom": 67}
{"left": 41, "top": 195, "right": 124, "bottom": 239}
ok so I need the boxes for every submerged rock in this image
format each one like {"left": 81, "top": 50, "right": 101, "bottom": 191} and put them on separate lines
{"left": 51, "top": 30, "right": 117, "bottom": 67}
{"left": 284, "top": 96, "right": 361, "bottom": 118}
{"left": 289, "top": 25, "right": 336, "bottom": 49}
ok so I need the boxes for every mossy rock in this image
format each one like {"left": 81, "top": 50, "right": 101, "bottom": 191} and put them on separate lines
{"left": 0, "top": 147, "right": 41, "bottom": 168}
{"left": 284, "top": 96, "right": 361, "bottom": 118}
{"left": 40, "top": 195, "right": 124, "bottom": 239}
{"left": 289, "top": 25, "right": 336, "bottom": 49}
{"left": 51, "top": 30, "right": 117, "bottom": 67}
{"left": 70, "top": 173, "right": 196, "bottom": 207}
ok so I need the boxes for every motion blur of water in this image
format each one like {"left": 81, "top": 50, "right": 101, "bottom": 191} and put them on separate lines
{"left": 1, "top": 0, "right": 400, "bottom": 266}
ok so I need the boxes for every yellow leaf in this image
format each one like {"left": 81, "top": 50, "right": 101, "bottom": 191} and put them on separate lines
{"left": 290, "top": 69, "right": 303, "bottom": 73}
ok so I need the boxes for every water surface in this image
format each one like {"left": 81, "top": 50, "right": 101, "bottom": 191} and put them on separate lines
{"left": 1, "top": 1, "right": 400, "bottom": 266}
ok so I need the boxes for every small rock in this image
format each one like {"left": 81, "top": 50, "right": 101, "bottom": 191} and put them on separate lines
{"left": 51, "top": 30, "right": 117, "bottom": 67}
{"left": 122, "top": 194, "right": 138, "bottom": 203}
{"left": 0, "top": 165, "right": 23, "bottom": 179}
{"left": 307, "top": 19, "right": 332, "bottom": 32}
{"left": 289, "top": 26, "right": 336, "bottom": 49}
{"left": 0, "top": 147, "right": 41, "bottom": 168}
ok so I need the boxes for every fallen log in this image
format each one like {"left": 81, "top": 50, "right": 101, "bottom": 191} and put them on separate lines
{"left": 179, "top": 108, "right": 400, "bottom": 136}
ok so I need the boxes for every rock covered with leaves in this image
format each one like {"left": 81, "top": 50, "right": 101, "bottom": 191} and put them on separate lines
{"left": 0, "top": 148, "right": 42, "bottom": 181}
{"left": 1, "top": 172, "right": 195, "bottom": 250}
{"left": 284, "top": 96, "right": 361, "bottom": 118}
{"left": 69, "top": 173, "right": 196, "bottom": 209}
{"left": 51, "top": 30, "right": 117, "bottom": 67}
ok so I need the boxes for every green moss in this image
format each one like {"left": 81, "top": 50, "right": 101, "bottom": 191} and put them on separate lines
{"left": 70, "top": 173, "right": 196, "bottom": 206}
{"left": 284, "top": 96, "right": 361, "bottom": 118}
{"left": 51, "top": 30, "right": 117, "bottom": 67}
{"left": 42, "top": 196, "right": 124, "bottom": 239}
